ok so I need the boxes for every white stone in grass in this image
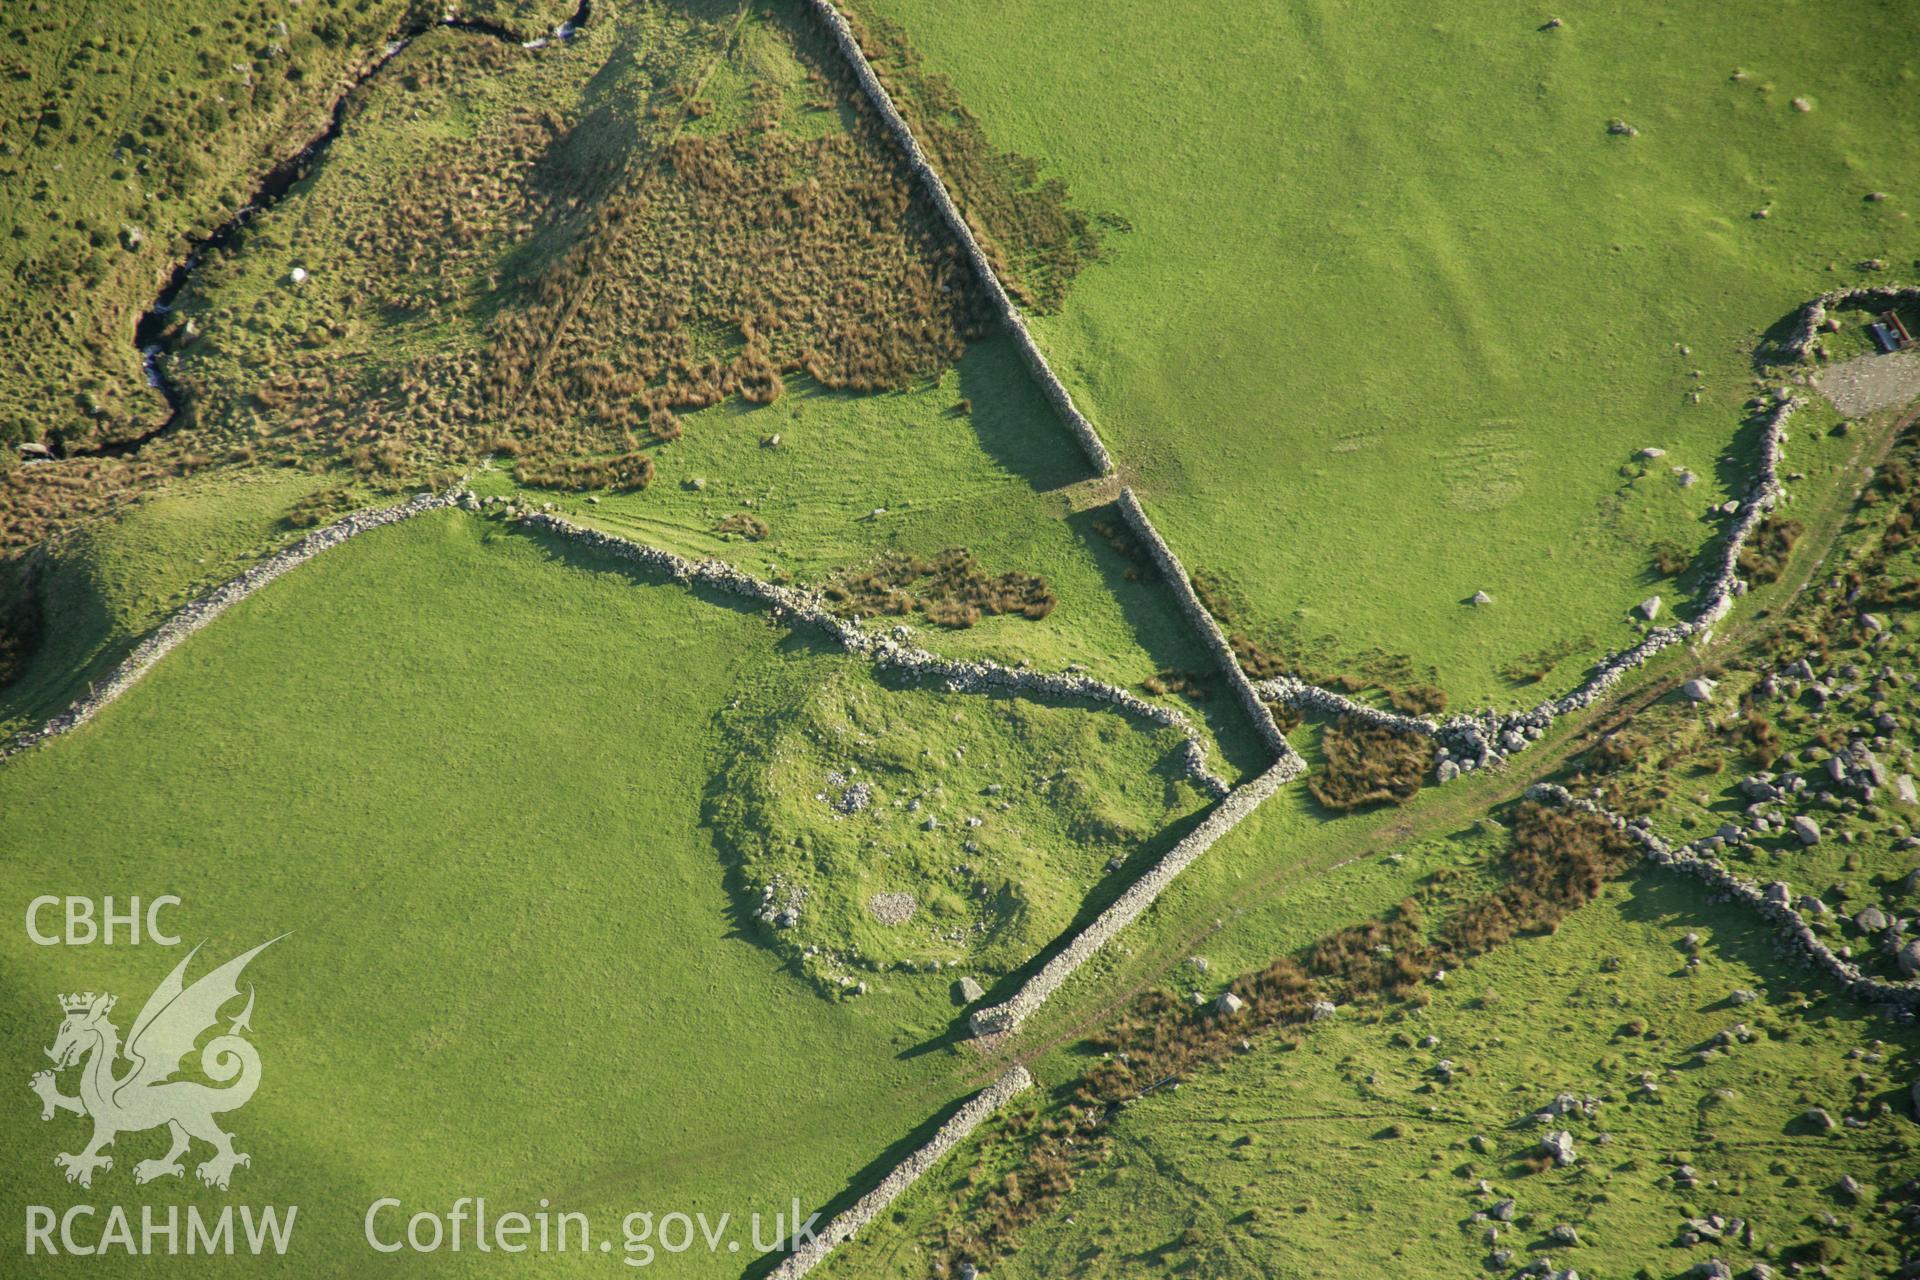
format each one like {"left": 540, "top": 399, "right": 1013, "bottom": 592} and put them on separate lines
{"left": 1214, "top": 991, "right": 1245, "bottom": 1015}
{"left": 1471, "top": 589, "right": 1494, "bottom": 606}
{"left": 287, "top": 266, "right": 308, "bottom": 284}
{"left": 1638, "top": 596, "right": 1662, "bottom": 620}
{"left": 1682, "top": 678, "right": 1716, "bottom": 702}
{"left": 1542, "top": 1129, "right": 1577, "bottom": 1166}
{"left": 1791, "top": 815, "right": 1822, "bottom": 846}
{"left": 1636, "top": 447, "right": 1666, "bottom": 460}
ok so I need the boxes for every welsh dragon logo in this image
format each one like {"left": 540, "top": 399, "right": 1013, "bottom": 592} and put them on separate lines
{"left": 30, "top": 938, "right": 282, "bottom": 1190}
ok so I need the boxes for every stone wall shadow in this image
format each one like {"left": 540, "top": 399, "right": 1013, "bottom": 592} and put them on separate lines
{"left": 957, "top": 337, "right": 1094, "bottom": 493}
{"left": 1068, "top": 502, "right": 1274, "bottom": 779}
{"left": 900, "top": 799, "right": 1213, "bottom": 1058}
{"left": 735, "top": 1081, "right": 990, "bottom": 1280}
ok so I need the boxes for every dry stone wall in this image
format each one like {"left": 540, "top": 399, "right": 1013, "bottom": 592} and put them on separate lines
{"left": 1779, "top": 285, "right": 1920, "bottom": 361}
{"left": 0, "top": 491, "right": 456, "bottom": 762}
{"left": 1259, "top": 386, "right": 1800, "bottom": 780}
{"left": 969, "top": 755, "right": 1301, "bottom": 1037}
{"left": 1528, "top": 783, "right": 1920, "bottom": 1017}
{"left": 510, "top": 510, "right": 1230, "bottom": 794}
{"left": 767, "top": 1065, "right": 1033, "bottom": 1280}
{"left": 1115, "top": 488, "right": 1298, "bottom": 765}
{"left": 800, "top": 0, "right": 1113, "bottom": 476}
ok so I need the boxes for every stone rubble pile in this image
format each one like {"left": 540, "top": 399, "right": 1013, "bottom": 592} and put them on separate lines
{"left": 0, "top": 491, "right": 456, "bottom": 761}
{"left": 1527, "top": 783, "right": 1920, "bottom": 1016}
{"left": 766, "top": 1065, "right": 1032, "bottom": 1280}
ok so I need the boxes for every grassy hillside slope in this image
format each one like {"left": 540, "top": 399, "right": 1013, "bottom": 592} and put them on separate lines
{"left": 853, "top": 0, "right": 1920, "bottom": 706}
{"left": 0, "top": 510, "right": 994, "bottom": 1277}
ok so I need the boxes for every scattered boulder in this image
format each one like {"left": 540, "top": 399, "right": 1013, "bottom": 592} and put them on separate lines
{"left": 1804, "top": 1106, "right": 1837, "bottom": 1132}
{"left": 1855, "top": 905, "right": 1891, "bottom": 934}
{"left": 1791, "top": 815, "right": 1822, "bottom": 846}
{"left": 1491, "top": 1198, "right": 1518, "bottom": 1222}
{"left": 1899, "top": 938, "right": 1920, "bottom": 977}
{"left": 1214, "top": 991, "right": 1246, "bottom": 1016}
{"left": 1896, "top": 774, "right": 1918, "bottom": 806}
{"left": 1637, "top": 446, "right": 1667, "bottom": 460}
{"left": 1682, "top": 678, "right": 1717, "bottom": 702}
{"left": 1638, "top": 596, "right": 1663, "bottom": 621}
{"left": 955, "top": 976, "right": 985, "bottom": 1004}
{"left": 1471, "top": 590, "right": 1494, "bottom": 606}
{"left": 1542, "top": 1130, "right": 1577, "bottom": 1166}
{"left": 287, "top": 266, "right": 308, "bottom": 284}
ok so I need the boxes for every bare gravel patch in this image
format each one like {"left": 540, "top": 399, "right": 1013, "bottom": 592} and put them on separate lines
{"left": 1816, "top": 350, "right": 1920, "bottom": 418}
{"left": 867, "top": 891, "right": 917, "bottom": 925}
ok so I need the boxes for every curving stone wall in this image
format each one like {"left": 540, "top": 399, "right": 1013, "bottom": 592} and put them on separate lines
{"left": 511, "top": 510, "right": 1231, "bottom": 795}
{"left": 0, "top": 491, "right": 456, "bottom": 762}
{"left": 1528, "top": 783, "right": 1920, "bottom": 1015}
{"left": 1114, "top": 488, "right": 1298, "bottom": 764}
{"left": 1259, "top": 386, "right": 1801, "bottom": 778}
{"left": 800, "top": 0, "right": 1113, "bottom": 476}
{"left": 1255, "top": 675, "right": 1440, "bottom": 737}
{"left": 1778, "top": 285, "right": 1920, "bottom": 362}
{"left": 767, "top": 1065, "right": 1033, "bottom": 1280}
{"left": 969, "top": 755, "right": 1301, "bottom": 1037}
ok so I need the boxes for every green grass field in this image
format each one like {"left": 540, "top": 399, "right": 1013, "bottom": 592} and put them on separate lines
{"left": 0, "top": 467, "right": 344, "bottom": 739}
{"left": 852, "top": 0, "right": 1920, "bottom": 707}
{"left": 6, "top": 4, "right": 1920, "bottom": 1278}
{"left": 954, "top": 877, "right": 1919, "bottom": 1280}
{"left": 0, "top": 509, "right": 1031, "bottom": 1277}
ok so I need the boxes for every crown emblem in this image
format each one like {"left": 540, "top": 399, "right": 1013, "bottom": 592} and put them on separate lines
{"left": 59, "top": 992, "right": 108, "bottom": 1014}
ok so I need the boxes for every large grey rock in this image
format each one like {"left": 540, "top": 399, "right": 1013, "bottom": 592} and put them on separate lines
{"left": 1791, "top": 815, "right": 1822, "bottom": 846}
{"left": 1542, "top": 1129, "right": 1577, "bottom": 1166}
{"left": 1638, "top": 596, "right": 1663, "bottom": 620}
{"left": 1855, "top": 906, "right": 1891, "bottom": 934}
{"left": 1897, "top": 774, "right": 1919, "bottom": 806}
{"left": 1214, "top": 991, "right": 1246, "bottom": 1015}
{"left": 1900, "top": 939, "right": 1920, "bottom": 977}
{"left": 1470, "top": 590, "right": 1494, "bottom": 606}
{"left": 955, "top": 976, "right": 985, "bottom": 1003}
{"left": 1681, "top": 678, "right": 1716, "bottom": 702}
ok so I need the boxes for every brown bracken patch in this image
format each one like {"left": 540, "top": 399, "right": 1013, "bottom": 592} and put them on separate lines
{"left": 824, "top": 547, "right": 1054, "bottom": 628}
{"left": 1307, "top": 716, "right": 1434, "bottom": 811}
